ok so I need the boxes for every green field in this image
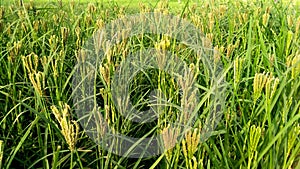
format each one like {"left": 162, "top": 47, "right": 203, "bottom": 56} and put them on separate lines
{"left": 0, "top": 0, "right": 300, "bottom": 168}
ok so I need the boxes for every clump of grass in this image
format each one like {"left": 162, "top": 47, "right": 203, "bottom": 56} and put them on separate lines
{"left": 51, "top": 102, "right": 79, "bottom": 152}
{"left": 0, "top": 0, "right": 299, "bottom": 168}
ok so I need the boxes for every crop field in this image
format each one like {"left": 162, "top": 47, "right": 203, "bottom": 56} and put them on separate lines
{"left": 0, "top": 0, "right": 300, "bottom": 168}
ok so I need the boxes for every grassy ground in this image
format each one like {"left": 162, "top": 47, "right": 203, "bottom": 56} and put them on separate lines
{"left": 0, "top": 0, "right": 300, "bottom": 168}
